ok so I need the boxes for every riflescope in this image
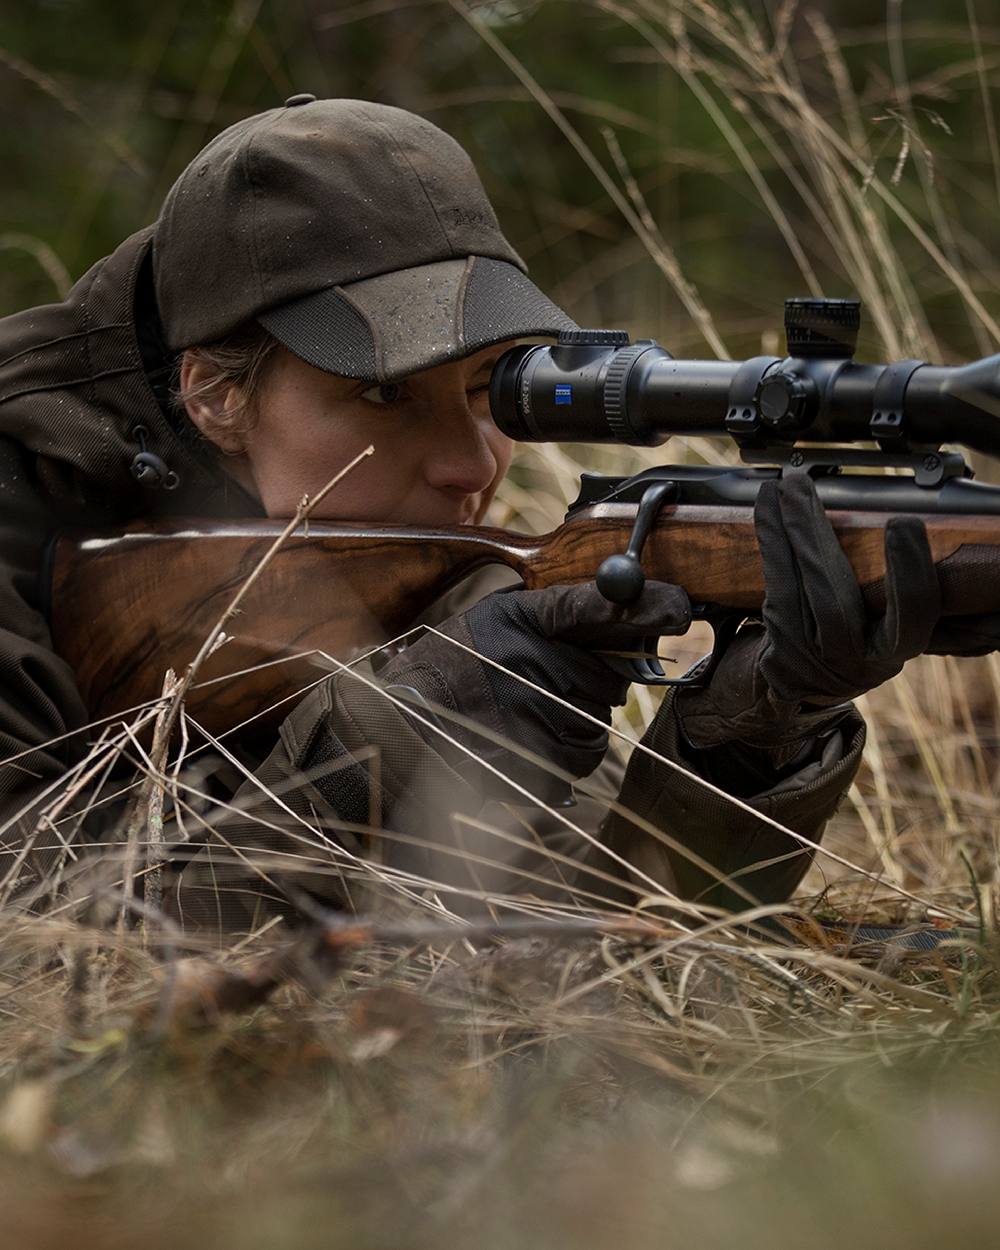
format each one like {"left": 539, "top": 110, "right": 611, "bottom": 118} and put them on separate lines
{"left": 489, "top": 299, "right": 1000, "bottom": 459}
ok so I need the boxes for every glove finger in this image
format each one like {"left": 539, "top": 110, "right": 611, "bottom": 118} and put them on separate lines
{"left": 769, "top": 474, "right": 866, "bottom": 666}
{"left": 530, "top": 637, "right": 631, "bottom": 710}
{"left": 872, "top": 516, "right": 940, "bottom": 665}
{"left": 621, "top": 580, "right": 694, "bottom": 640}
{"left": 754, "top": 478, "right": 827, "bottom": 698}
{"left": 754, "top": 477, "right": 809, "bottom": 640}
{"left": 928, "top": 613, "right": 1000, "bottom": 656}
{"left": 511, "top": 722, "right": 610, "bottom": 790}
{"left": 527, "top": 579, "right": 692, "bottom": 647}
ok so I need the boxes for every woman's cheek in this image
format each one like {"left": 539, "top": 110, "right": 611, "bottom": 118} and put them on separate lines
{"left": 470, "top": 442, "right": 513, "bottom": 523}
{"left": 499, "top": 434, "right": 515, "bottom": 473}
{"left": 490, "top": 431, "right": 515, "bottom": 483}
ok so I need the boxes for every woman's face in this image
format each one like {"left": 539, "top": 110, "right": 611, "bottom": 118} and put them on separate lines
{"left": 184, "top": 343, "right": 515, "bottom": 525}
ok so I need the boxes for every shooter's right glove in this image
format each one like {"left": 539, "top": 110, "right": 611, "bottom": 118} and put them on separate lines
{"left": 368, "top": 579, "right": 692, "bottom": 803}
{"left": 168, "top": 579, "right": 692, "bottom": 931}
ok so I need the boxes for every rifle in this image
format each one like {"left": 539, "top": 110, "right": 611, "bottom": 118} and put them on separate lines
{"left": 51, "top": 298, "right": 1000, "bottom": 735}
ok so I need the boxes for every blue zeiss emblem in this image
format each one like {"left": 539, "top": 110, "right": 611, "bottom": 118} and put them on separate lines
{"left": 554, "top": 384, "right": 573, "bottom": 405}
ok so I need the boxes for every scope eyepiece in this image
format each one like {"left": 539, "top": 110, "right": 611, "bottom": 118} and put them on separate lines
{"left": 489, "top": 332, "right": 674, "bottom": 446}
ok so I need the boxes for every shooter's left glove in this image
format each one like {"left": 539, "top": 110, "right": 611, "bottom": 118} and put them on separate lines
{"left": 924, "top": 545, "right": 1000, "bottom": 656}
{"left": 602, "top": 473, "right": 930, "bottom": 912}
{"left": 675, "top": 472, "right": 941, "bottom": 751}
{"left": 928, "top": 614, "right": 1000, "bottom": 657}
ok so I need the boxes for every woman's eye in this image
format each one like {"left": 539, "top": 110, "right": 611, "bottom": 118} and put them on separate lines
{"left": 360, "top": 383, "right": 401, "bottom": 406}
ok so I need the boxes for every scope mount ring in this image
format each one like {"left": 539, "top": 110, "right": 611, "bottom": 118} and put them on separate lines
{"left": 724, "top": 355, "right": 781, "bottom": 442}
{"left": 870, "top": 358, "right": 925, "bottom": 450}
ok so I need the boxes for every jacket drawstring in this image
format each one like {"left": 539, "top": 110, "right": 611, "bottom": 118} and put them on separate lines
{"left": 130, "top": 425, "right": 179, "bottom": 490}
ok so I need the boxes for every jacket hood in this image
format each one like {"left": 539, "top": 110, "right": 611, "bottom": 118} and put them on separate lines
{"left": 0, "top": 227, "right": 254, "bottom": 518}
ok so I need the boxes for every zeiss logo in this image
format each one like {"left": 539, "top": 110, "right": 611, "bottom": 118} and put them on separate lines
{"left": 554, "top": 384, "right": 573, "bottom": 405}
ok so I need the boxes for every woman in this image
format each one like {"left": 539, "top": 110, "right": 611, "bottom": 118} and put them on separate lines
{"left": 0, "top": 96, "right": 941, "bottom": 931}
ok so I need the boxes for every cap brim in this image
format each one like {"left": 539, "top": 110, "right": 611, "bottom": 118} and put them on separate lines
{"left": 257, "top": 256, "right": 577, "bottom": 383}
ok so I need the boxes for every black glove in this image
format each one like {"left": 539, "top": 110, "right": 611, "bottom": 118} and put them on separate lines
{"left": 677, "top": 473, "right": 941, "bottom": 750}
{"left": 928, "top": 615, "right": 1000, "bottom": 656}
{"left": 925, "top": 545, "right": 1000, "bottom": 656}
{"left": 377, "top": 580, "right": 691, "bottom": 802}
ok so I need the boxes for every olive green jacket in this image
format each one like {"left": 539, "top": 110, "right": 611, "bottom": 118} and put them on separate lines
{"left": 0, "top": 228, "right": 864, "bottom": 929}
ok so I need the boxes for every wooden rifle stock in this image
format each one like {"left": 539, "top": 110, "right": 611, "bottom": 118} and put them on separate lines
{"left": 51, "top": 502, "right": 1000, "bottom": 735}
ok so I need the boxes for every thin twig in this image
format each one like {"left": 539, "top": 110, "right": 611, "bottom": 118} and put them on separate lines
{"left": 115, "top": 446, "right": 373, "bottom": 934}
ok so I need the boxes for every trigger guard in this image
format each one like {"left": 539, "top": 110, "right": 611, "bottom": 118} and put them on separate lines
{"left": 602, "top": 635, "right": 669, "bottom": 686}
{"left": 607, "top": 617, "right": 742, "bottom": 687}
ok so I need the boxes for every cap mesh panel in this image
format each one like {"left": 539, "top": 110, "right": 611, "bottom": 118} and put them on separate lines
{"left": 462, "top": 258, "right": 577, "bottom": 351}
{"left": 258, "top": 257, "right": 576, "bottom": 381}
{"left": 258, "top": 288, "right": 378, "bottom": 379}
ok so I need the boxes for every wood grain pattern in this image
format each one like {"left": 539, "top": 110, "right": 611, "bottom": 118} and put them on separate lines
{"left": 51, "top": 507, "right": 1000, "bottom": 734}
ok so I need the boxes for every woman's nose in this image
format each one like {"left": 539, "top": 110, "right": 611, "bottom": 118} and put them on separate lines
{"left": 422, "top": 404, "right": 500, "bottom": 495}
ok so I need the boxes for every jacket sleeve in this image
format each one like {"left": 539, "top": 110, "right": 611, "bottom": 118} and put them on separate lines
{"left": 166, "top": 664, "right": 489, "bottom": 934}
{"left": 0, "top": 437, "right": 92, "bottom": 889}
{"left": 602, "top": 688, "right": 866, "bottom": 915}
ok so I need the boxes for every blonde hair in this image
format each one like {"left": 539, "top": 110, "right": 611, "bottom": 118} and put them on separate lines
{"left": 174, "top": 322, "right": 280, "bottom": 446}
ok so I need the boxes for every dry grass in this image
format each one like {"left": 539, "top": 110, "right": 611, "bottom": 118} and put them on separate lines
{"left": 3, "top": 0, "right": 1000, "bottom": 1244}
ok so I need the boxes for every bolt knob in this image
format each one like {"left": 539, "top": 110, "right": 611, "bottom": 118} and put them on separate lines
{"left": 785, "top": 297, "right": 860, "bottom": 358}
{"left": 596, "top": 554, "right": 646, "bottom": 605}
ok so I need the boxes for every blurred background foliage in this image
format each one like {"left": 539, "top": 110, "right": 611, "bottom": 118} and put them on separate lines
{"left": 3, "top": 0, "right": 999, "bottom": 363}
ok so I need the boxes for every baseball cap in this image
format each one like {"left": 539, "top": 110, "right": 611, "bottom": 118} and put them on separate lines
{"left": 153, "top": 95, "right": 577, "bottom": 382}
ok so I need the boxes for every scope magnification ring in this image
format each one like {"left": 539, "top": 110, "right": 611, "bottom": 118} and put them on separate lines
{"left": 603, "top": 345, "right": 654, "bottom": 441}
